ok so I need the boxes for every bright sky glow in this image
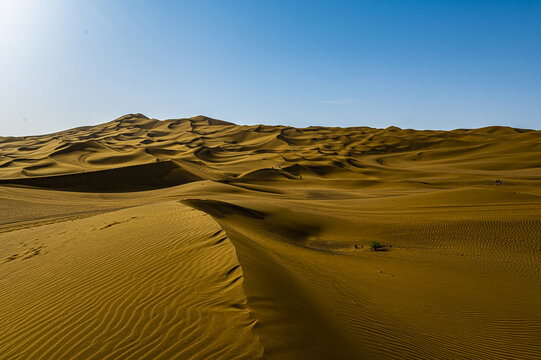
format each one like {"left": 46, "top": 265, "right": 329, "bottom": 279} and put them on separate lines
{"left": 1, "top": 0, "right": 540, "bottom": 135}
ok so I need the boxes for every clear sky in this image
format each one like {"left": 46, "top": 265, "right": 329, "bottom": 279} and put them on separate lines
{"left": 1, "top": 0, "right": 540, "bottom": 135}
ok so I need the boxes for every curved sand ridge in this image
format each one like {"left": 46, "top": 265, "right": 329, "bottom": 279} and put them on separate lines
{"left": 1, "top": 114, "right": 541, "bottom": 359}
{"left": 183, "top": 195, "right": 541, "bottom": 360}
{"left": 0, "top": 201, "right": 263, "bottom": 359}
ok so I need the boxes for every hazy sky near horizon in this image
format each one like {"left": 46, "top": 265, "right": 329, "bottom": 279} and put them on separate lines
{"left": 1, "top": 0, "right": 540, "bottom": 136}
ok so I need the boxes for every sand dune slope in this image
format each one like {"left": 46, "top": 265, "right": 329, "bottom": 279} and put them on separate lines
{"left": 185, "top": 194, "right": 541, "bottom": 360}
{"left": 0, "top": 201, "right": 262, "bottom": 359}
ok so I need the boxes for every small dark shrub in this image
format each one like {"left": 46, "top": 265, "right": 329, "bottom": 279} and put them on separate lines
{"left": 370, "top": 241, "right": 382, "bottom": 251}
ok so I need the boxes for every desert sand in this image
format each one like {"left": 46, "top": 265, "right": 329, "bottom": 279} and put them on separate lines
{"left": 1, "top": 113, "right": 540, "bottom": 359}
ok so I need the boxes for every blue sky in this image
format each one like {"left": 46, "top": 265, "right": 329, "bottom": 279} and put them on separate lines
{"left": 1, "top": 0, "right": 540, "bottom": 135}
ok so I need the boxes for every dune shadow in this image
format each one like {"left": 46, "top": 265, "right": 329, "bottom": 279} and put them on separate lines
{"left": 181, "top": 199, "right": 266, "bottom": 219}
{"left": 0, "top": 160, "right": 202, "bottom": 192}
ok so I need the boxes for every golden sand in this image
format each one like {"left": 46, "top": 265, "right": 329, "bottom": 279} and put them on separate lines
{"left": 1, "top": 114, "right": 540, "bottom": 359}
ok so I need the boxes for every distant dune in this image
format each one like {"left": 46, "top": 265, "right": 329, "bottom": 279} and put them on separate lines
{"left": 1, "top": 113, "right": 539, "bottom": 188}
{"left": 1, "top": 114, "right": 540, "bottom": 359}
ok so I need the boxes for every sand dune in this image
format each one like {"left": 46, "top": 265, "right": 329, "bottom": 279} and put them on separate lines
{"left": 0, "top": 202, "right": 262, "bottom": 359}
{"left": 2, "top": 113, "right": 539, "bottom": 185}
{"left": 1, "top": 114, "right": 540, "bottom": 359}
